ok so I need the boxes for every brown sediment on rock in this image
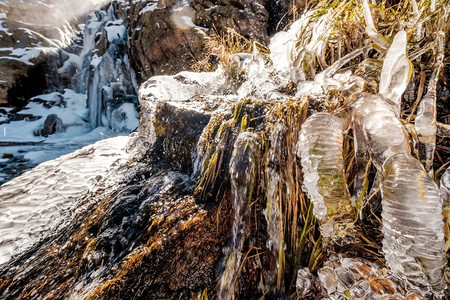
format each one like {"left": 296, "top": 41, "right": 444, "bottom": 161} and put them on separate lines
{"left": 86, "top": 196, "right": 232, "bottom": 299}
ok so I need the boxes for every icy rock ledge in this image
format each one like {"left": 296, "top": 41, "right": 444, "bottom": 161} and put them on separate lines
{"left": 0, "top": 136, "right": 132, "bottom": 266}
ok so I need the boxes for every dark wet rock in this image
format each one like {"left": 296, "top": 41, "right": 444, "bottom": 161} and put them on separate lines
{"left": 5, "top": 113, "right": 39, "bottom": 122}
{"left": 126, "top": 2, "right": 206, "bottom": 82}
{"left": 4, "top": 51, "right": 61, "bottom": 107}
{"left": 191, "top": 0, "right": 269, "bottom": 42}
{"left": 151, "top": 102, "right": 210, "bottom": 173}
{"left": 0, "top": 146, "right": 232, "bottom": 299}
{"left": 38, "top": 114, "right": 64, "bottom": 137}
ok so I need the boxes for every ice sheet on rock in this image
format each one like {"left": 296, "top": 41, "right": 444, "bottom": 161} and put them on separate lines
{"left": 236, "top": 46, "right": 292, "bottom": 100}
{"left": 0, "top": 136, "right": 132, "bottom": 266}
{"left": 105, "top": 23, "right": 126, "bottom": 43}
{"left": 2, "top": 47, "right": 58, "bottom": 66}
{"left": 381, "top": 154, "right": 446, "bottom": 292}
{"left": 0, "top": 12, "right": 7, "bottom": 32}
{"left": 138, "top": 69, "right": 234, "bottom": 142}
{"left": 110, "top": 102, "right": 139, "bottom": 133}
{"left": 0, "top": 91, "right": 89, "bottom": 143}
{"left": 269, "top": 9, "right": 328, "bottom": 82}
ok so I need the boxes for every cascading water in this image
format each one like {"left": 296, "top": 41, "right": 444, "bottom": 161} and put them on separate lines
{"left": 0, "top": 0, "right": 138, "bottom": 184}
{"left": 77, "top": 4, "right": 138, "bottom": 130}
{"left": 219, "top": 131, "right": 260, "bottom": 300}
{"left": 264, "top": 123, "right": 286, "bottom": 293}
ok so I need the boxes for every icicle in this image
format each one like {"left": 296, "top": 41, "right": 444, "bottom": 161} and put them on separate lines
{"left": 351, "top": 105, "right": 371, "bottom": 205}
{"left": 415, "top": 28, "right": 446, "bottom": 174}
{"left": 415, "top": 83, "right": 437, "bottom": 173}
{"left": 441, "top": 168, "right": 450, "bottom": 252}
{"left": 315, "top": 46, "right": 371, "bottom": 84}
{"left": 378, "top": 30, "right": 412, "bottom": 114}
{"left": 381, "top": 154, "right": 446, "bottom": 292}
{"left": 352, "top": 94, "right": 410, "bottom": 169}
{"left": 297, "top": 113, "right": 355, "bottom": 239}
{"left": 265, "top": 123, "right": 286, "bottom": 293}
{"left": 218, "top": 132, "right": 260, "bottom": 300}
{"left": 411, "top": 0, "right": 423, "bottom": 42}
{"left": 361, "top": 0, "right": 390, "bottom": 50}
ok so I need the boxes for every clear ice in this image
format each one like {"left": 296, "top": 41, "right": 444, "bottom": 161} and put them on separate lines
{"left": 441, "top": 167, "right": 450, "bottom": 252}
{"left": 378, "top": 30, "right": 411, "bottom": 114}
{"left": 297, "top": 112, "right": 355, "bottom": 239}
{"left": 264, "top": 123, "right": 287, "bottom": 291}
{"left": 352, "top": 93, "right": 410, "bottom": 169}
{"left": 415, "top": 29, "right": 445, "bottom": 174}
{"left": 381, "top": 154, "right": 446, "bottom": 292}
{"left": 350, "top": 30, "right": 446, "bottom": 293}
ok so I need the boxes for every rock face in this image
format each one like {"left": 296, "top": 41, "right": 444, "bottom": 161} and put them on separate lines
{"left": 124, "top": 0, "right": 295, "bottom": 82}
{"left": 0, "top": 73, "right": 235, "bottom": 298}
{"left": 0, "top": 0, "right": 63, "bottom": 106}
{"left": 0, "top": 0, "right": 297, "bottom": 107}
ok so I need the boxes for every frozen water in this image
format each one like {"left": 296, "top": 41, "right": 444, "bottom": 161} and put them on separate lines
{"left": 0, "top": 2, "right": 138, "bottom": 185}
{"left": 0, "top": 136, "right": 132, "bottom": 266}
{"left": 378, "top": 31, "right": 412, "bottom": 113}
{"left": 381, "top": 154, "right": 446, "bottom": 292}
{"left": 352, "top": 94, "right": 410, "bottom": 168}
{"left": 361, "top": 0, "right": 390, "bottom": 50}
{"left": 297, "top": 112, "right": 355, "bottom": 239}
{"left": 415, "top": 83, "right": 437, "bottom": 172}
{"left": 441, "top": 168, "right": 450, "bottom": 252}
{"left": 415, "top": 30, "right": 445, "bottom": 173}
{"left": 264, "top": 123, "right": 286, "bottom": 291}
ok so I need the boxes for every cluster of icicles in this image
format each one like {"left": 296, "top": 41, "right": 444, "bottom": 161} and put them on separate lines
{"left": 215, "top": 30, "right": 448, "bottom": 298}
{"left": 298, "top": 30, "right": 447, "bottom": 293}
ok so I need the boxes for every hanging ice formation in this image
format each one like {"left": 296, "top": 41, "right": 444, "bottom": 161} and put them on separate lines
{"left": 375, "top": 32, "right": 445, "bottom": 293}
{"left": 297, "top": 113, "right": 355, "bottom": 240}
{"left": 297, "top": 29, "right": 446, "bottom": 293}
{"left": 264, "top": 123, "right": 287, "bottom": 293}
{"left": 441, "top": 167, "right": 450, "bottom": 252}
{"left": 382, "top": 154, "right": 445, "bottom": 291}
{"left": 415, "top": 15, "right": 447, "bottom": 174}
